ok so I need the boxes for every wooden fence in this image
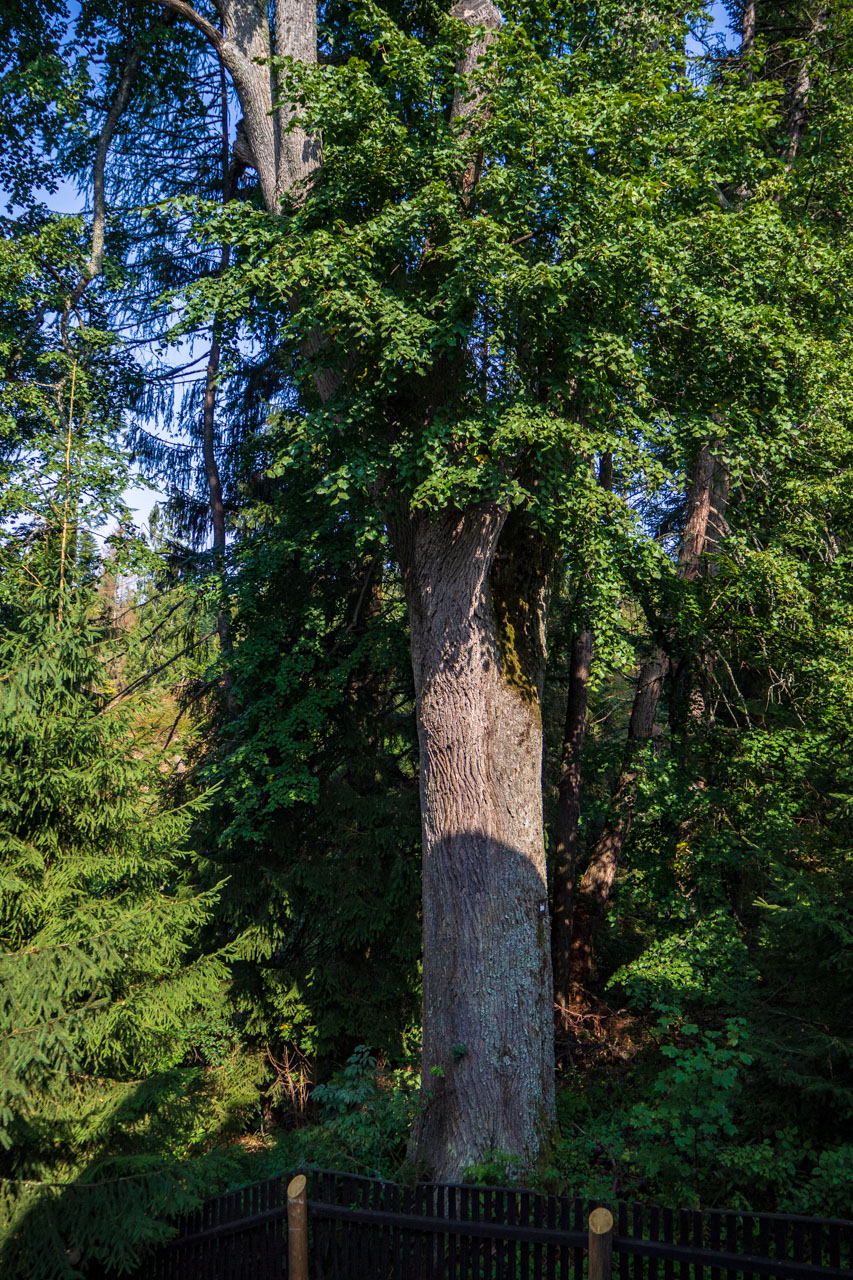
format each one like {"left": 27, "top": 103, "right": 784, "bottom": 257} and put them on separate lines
{"left": 131, "top": 1168, "right": 853, "bottom": 1280}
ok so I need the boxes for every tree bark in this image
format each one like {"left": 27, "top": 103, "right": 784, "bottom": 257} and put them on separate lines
{"left": 392, "top": 504, "right": 556, "bottom": 1180}
{"left": 670, "top": 446, "right": 729, "bottom": 728}
{"left": 741, "top": 0, "right": 756, "bottom": 55}
{"left": 551, "top": 628, "right": 592, "bottom": 1026}
{"left": 783, "top": 6, "right": 827, "bottom": 170}
{"left": 679, "top": 444, "right": 716, "bottom": 581}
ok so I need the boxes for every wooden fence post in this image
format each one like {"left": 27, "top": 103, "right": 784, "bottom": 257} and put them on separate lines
{"left": 288, "top": 1174, "right": 309, "bottom": 1280}
{"left": 589, "top": 1207, "right": 614, "bottom": 1280}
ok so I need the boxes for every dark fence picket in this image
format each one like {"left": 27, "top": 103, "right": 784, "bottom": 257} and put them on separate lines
{"left": 420, "top": 1183, "right": 434, "bottom": 1280}
{"left": 572, "top": 1198, "right": 584, "bottom": 1280}
{"left": 555, "top": 1192, "right": 570, "bottom": 1280}
{"left": 663, "top": 1207, "right": 675, "bottom": 1280}
{"left": 366, "top": 1177, "right": 379, "bottom": 1280}
{"left": 270, "top": 1176, "right": 284, "bottom": 1279}
{"left": 512, "top": 1187, "right": 524, "bottom": 1280}
{"left": 218, "top": 1186, "right": 235, "bottom": 1280}
{"left": 458, "top": 1183, "right": 470, "bottom": 1280}
{"left": 442, "top": 1183, "right": 456, "bottom": 1280}
{"left": 634, "top": 1203, "right": 645, "bottom": 1280}
{"left": 505, "top": 1190, "right": 517, "bottom": 1280}
{"left": 199, "top": 1182, "right": 214, "bottom": 1279}
{"left": 247, "top": 1179, "right": 259, "bottom": 1280}
{"left": 389, "top": 1180, "right": 404, "bottom": 1280}
{"left": 479, "top": 1186, "right": 489, "bottom": 1280}
{"left": 350, "top": 1176, "right": 364, "bottom": 1279}
{"left": 648, "top": 1206, "right": 661, "bottom": 1280}
{"left": 757, "top": 1215, "right": 770, "bottom": 1277}
{"left": 193, "top": 1199, "right": 207, "bottom": 1278}
{"left": 743, "top": 1212, "right": 755, "bottom": 1280}
{"left": 347, "top": 1173, "right": 358, "bottom": 1277}
{"left": 261, "top": 1178, "right": 275, "bottom": 1278}
{"left": 545, "top": 1194, "right": 557, "bottom": 1280}
{"left": 708, "top": 1211, "right": 721, "bottom": 1280}
{"left": 619, "top": 1202, "right": 630, "bottom": 1280}
{"left": 516, "top": 1188, "right": 527, "bottom": 1280}
{"left": 693, "top": 1209, "right": 705, "bottom": 1280}
{"left": 773, "top": 1219, "right": 786, "bottom": 1279}
{"left": 317, "top": 1172, "right": 333, "bottom": 1280}
{"left": 790, "top": 1221, "right": 803, "bottom": 1275}
{"left": 678, "top": 1209, "right": 691, "bottom": 1280}
{"left": 470, "top": 1184, "right": 482, "bottom": 1280}
{"left": 725, "top": 1212, "right": 739, "bottom": 1280}
{"left": 494, "top": 1188, "right": 507, "bottom": 1280}
{"left": 375, "top": 1177, "right": 391, "bottom": 1280}
{"left": 532, "top": 1186, "right": 544, "bottom": 1280}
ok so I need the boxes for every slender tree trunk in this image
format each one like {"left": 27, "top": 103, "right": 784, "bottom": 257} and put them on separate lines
{"left": 783, "top": 5, "right": 827, "bottom": 170}
{"left": 200, "top": 57, "right": 236, "bottom": 711}
{"left": 679, "top": 444, "right": 715, "bottom": 580}
{"left": 550, "top": 450, "right": 611, "bottom": 1015}
{"left": 670, "top": 446, "right": 729, "bottom": 729}
{"left": 202, "top": 333, "right": 227, "bottom": 561}
{"left": 567, "top": 444, "right": 725, "bottom": 1000}
{"left": 741, "top": 0, "right": 756, "bottom": 55}
{"left": 551, "top": 628, "right": 592, "bottom": 1026}
{"left": 566, "top": 649, "right": 668, "bottom": 1002}
{"left": 201, "top": 323, "right": 236, "bottom": 714}
{"left": 392, "top": 504, "right": 556, "bottom": 1180}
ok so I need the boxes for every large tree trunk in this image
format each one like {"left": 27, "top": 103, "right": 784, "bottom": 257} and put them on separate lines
{"left": 158, "top": 0, "right": 551, "bottom": 1183}
{"left": 391, "top": 504, "right": 556, "bottom": 1180}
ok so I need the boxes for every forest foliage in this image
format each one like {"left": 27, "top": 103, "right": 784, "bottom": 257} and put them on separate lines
{"left": 1, "top": 0, "right": 853, "bottom": 1274}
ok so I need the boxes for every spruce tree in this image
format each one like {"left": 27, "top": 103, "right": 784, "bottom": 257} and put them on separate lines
{"left": 0, "top": 221, "right": 250, "bottom": 1280}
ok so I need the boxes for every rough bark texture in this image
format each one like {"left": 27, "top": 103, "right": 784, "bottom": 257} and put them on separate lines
{"left": 679, "top": 444, "right": 716, "bottom": 581}
{"left": 392, "top": 505, "right": 556, "bottom": 1181}
{"left": 551, "top": 629, "right": 592, "bottom": 1024}
{"left": 742, "top": 0, "right": 756, "bottom": 54}
{"left": 670, "top": 447, "right": 730, "bottom": 729}
{"left": 783, "top": 6, "right": 827, "bottom": 169}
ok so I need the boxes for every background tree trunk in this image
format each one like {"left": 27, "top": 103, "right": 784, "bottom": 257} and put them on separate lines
{"left": 392, "top": 504, "right": 556, "bottom": 1180}
{"left": 567, "top": 444, "right": 725, "bottom": 1002}
{"left": 551, "top": 628, "right": 592, "bottom": 1027}
{"left": 566, "top": 649, "right": 668, "bottom": 1003}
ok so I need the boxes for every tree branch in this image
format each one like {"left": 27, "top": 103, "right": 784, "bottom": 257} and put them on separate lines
{"left": 149, "top": 0, "right": 224, "bottom": 53}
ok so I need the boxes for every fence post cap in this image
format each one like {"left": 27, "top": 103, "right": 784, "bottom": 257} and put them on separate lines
{"left": 589, "top": 1207, "right": 614, "bottom": 1235}
{"left": 287, "top": 1174, "right": 307, "bottom": 1199}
